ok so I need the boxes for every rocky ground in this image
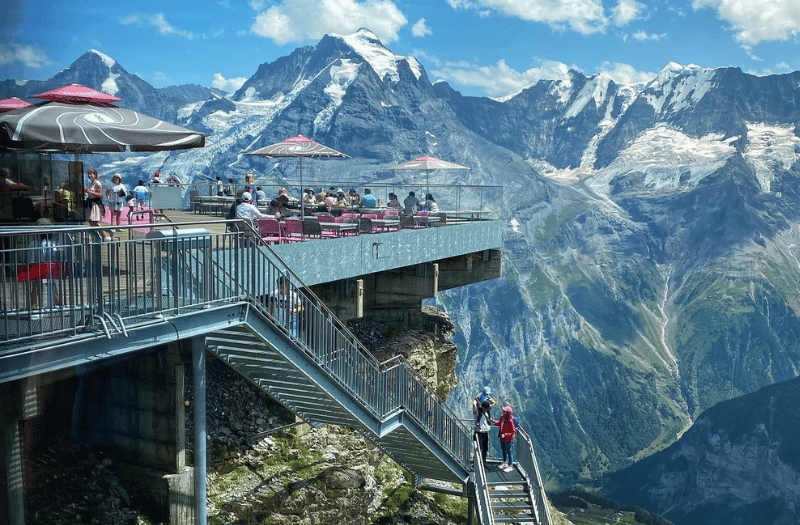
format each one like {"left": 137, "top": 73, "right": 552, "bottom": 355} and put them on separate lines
{"left": 24, "top": 308, "right": 476, "bottom": 525}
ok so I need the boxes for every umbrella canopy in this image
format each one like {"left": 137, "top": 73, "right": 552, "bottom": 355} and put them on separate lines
{"left": 246, "top": 135, "right": 349, "bottom": 218}
{"left": 0, "top": 101, "right": 205, "bottom": 156}
{"left": 0, "top": 97, "right": 32, "bottom": 112}
{"left": 386, "top": 154, "right": 469, "bottom": 194}
{"left": 33, "top": 83, "right": 122, "bottom": 104}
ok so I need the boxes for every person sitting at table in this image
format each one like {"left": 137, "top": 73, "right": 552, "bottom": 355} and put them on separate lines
{"left": 324, "top": 189, "right": 337, "bottom": 209}
{"left": 279, "top": 187, "right": 300, "bottom": 206}
{"left": 403, "top": 191, "right": 420, "bottom": 215}
{"left": 333, "top": 192, "right": 348, "bottom": 209}
{"left": 421, "top": 193, "right": 440, "bottom": 213}
{"left": 256, "top": 186, "right": 267, "bottom": 204}
{"left": 244, "top": 173, "right": 258, "bottom": 206}
{"left": 360, "top": 188, "right": 377, "bottom": 208}
{"left": 235, "top": 192, "right": 267, "bottom": 225}
{"left": 316, "top": 187, "right": 327, "bottom": 204}
{"left": 387, "top": 192, "right": 401, "bottom": 209}
{"left": 266, "top": 194, "right": 293, "bottom": 219}
{"left": 347, "top": 189, "right": 360, "bottom": 206}
{"left": 302, "top": 188, "right": 316, "bottom": 207}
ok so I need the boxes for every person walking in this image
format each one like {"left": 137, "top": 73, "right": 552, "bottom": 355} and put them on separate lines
{"left": 268, "top": 276, "right": 303, "bottom": 338}
{"left": 494, "top": 405, "right": 517, "bottom": 472}
{"left": 106, "top": 174, "right": 127, "bottom": 226}
{"left": 474, "top": 400, "right": 492, "bottom": 468}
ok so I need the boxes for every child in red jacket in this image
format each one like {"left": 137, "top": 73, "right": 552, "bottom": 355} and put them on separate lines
{"left": 494, "top": 405, "right": 517, "bottom": 472}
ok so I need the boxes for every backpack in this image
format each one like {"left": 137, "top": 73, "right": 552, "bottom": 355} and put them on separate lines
{"left": 475, "top": 410, "right": 491, "bottom": 433}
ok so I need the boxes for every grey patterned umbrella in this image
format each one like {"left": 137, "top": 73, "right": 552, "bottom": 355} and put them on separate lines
{"left": 246, "top": 135, "right": 349, "bottom": 218}
{"left": 386, "top": 155, "right": 469, "bottom": 194}
{"left": 0, "top": 100, "right": 205, "bottom": 158}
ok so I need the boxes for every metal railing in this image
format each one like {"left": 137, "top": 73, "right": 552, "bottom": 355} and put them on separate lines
{"left": 0, "top": 221, "right": 473, "bottom": 473}
{"left": 516, "top": 427, "right": 553, "bottom": 525}
{"left": 473, "top": 435, "right": 494, "bottom": 525}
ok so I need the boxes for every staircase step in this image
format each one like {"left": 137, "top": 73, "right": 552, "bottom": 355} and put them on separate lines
{"left": 493, "top": 513, "right": 536, "bottom": 523}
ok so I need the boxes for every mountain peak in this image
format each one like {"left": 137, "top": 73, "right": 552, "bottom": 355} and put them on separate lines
{"left": 87, "top": 49, "right": 117, "bottom": 70}
{"left": 330, "top": 28, "right": 421, "bottom": 82}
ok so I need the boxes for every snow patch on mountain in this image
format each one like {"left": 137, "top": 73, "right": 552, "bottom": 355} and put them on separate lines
{"left": 743, "top": 122, "right": 800, "bottom": 193}
{"left": 315, "top": 59, "right": 360, "bottom": 133}
{"left": 586, "top": 126, "right": 737, "bottom": 194}
{"left": 645, "top": 63, "right": 715, "bottom": 114}
{"left": 335, "top": 29, "right": 411, "bottom": 83}
{"left": 101, "top": 74, "right": 120, "bottom": 96}
{"left": 565, "top": 74, "right": 611, "bottom": 119}
{"left": 89, "top": 49, "right": 117, "bottom": 70}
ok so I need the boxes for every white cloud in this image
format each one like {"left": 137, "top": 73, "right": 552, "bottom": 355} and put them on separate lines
{"left": 412, "top": 18, "right": 432, "bottom": 37}
{"left": 432, "top": 58, "right": 572, "bottom": 98}
{"left": 250, "top": 0, "right": 407, "bottom": 45}
{"left": 447, "top": 0, "right": 609, "bottom": 34}
{"left": 119, "top": 12, "right": 196, "bottom": 40}
{"left": 692, "top": 0, "right": 800, "bottom": 44}
{"left": 612, "top": 0, "right": 644, "bottom": 26}
{"left": 0, "top": 43, "right": 49, "bottom": 68}
{"left": 631, "top": 29, "right": 666, "bottom": 41}
{"left": 595, "top": 61, "right": 656, "bottom": 84}
{"left": 212, "top": 73, "right": 247, "bottom": 93}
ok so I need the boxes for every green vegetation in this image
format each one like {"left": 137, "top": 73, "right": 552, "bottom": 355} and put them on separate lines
{"left": 553, "top": 489, "right": 676, "bottom": 525}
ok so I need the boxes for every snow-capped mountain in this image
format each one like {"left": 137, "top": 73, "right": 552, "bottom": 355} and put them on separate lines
{"left": 4, "top": 28, "right": 800, "bottom": 525}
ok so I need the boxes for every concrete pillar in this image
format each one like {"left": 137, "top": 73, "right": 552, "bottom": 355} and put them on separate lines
{"left": 0, "top": 419, "right": 24, "bottom": 525}
{"left": 356, "top": 279, "right": 364, "bottom": 318}
{"left": 192, "top": 337, "right": 206, "bottom": 525}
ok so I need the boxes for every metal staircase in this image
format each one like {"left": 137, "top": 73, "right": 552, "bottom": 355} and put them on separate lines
{"left": 0, "top": 224, "right": 552, "bottom": 525}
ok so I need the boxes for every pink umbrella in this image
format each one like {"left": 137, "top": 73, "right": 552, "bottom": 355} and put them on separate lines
{"left": 33, "top": 84, "right": 121, "bottom": 104}
{"left": 0, "top": 97, "right": 32, "bottom": 112}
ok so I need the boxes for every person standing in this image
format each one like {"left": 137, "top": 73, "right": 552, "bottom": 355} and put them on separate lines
{"left": 474, "top": 400, "right": 492, "bottom": 468}
{"left": 132, "top": 180, "right": 150, "bottom": 211}
{"left": 269, "top": 276, "right": 303, "bottom": 338}
{"left": 215, "top": 176, "right": 224, "bottom": 196}
{"left": 494, "top": 405, "right": 517, "bottom": 472}
{"left": 106, "top": 174, "right": 127, "bottom": 226}
{"left": 84, "top": 168, "right": 105, "bottom": 229}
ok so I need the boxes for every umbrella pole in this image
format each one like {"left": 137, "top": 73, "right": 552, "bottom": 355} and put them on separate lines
{"left": 300, "top": 158, "right": 304, "bottom": 220}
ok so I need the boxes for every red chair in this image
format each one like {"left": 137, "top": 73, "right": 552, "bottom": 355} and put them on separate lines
{"left": 413, "top": 210, "right": 430, "bottom": 228}
{"left": 258, "top": 218, "right": 283, "bottom": 244}
{"left": 283, "top": 218, "right": 304, "bottom": 241}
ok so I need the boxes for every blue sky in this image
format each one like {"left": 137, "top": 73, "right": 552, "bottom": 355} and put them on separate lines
{"left": 2, "top": 0, "right": 799, "bottom": 98}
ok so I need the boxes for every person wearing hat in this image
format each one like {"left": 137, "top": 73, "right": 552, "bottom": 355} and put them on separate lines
{"left": 472, "top": 385, "right": 496, "bottom": 414}
{"left": 235, "top": 191, "right": 267, "bottom": 225}
{"left": 106, "top": 174, "right": 127, "bottom": 226}
{"left": 493, "top": 405, "right": 517, "bottom": 472}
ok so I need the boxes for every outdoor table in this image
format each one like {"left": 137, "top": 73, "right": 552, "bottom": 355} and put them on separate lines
{"left": 319, "top": 221, "right": 358, "bottom": 236}
{"left": 442, "top": 210, "right": 491, "bottom": 220}
{"left": 370, "top": 217, "right": 400, "bottom": 231}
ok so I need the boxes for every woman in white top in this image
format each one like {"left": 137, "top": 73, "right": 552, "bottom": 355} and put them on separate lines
{"left": 421, "top": 193, "right": 440, "bottom": 213}
{"left": 107, "top": 174, "right": 127, "bottom": 226}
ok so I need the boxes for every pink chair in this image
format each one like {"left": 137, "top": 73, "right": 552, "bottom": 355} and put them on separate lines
{"left": 258, "top": 217, "right": 284, "bottom": 244}
{"left": 382, "top": 209, "right": 400, "bottom": 231}
{"left": 283, "top": 218, "right": 304, "bottom": 241}
{"left": 414, "top": 210, "right": 430, "bottom": 228}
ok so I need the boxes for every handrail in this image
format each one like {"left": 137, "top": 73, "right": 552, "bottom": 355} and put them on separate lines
{"left": 516, "top": 427, "right": 553, "bottom": 525}
{"left": 0, "top": 221, "right": 474, "bottom": 475}
{"left": 472, "top": 434, "right": 494, "bottom": 525}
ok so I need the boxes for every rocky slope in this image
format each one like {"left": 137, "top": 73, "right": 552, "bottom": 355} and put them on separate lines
{"left": 604, "top": 375, "right": 800, "bottom": 525}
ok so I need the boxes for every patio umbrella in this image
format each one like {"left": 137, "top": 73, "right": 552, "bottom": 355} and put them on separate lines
{"left": 33, "top": 83, "right": 122, "bottom": 104}
{"left": 386, "top": 155, "right": 469, "bottom": 195}
{"left": 0, "top": 100, "right": 205, "bottom": 159}
{"left": 246, "top": 135, "right": 349, "bottom": 218}
{"left": 0, "top": 97, "right": 32, "bottom": 112}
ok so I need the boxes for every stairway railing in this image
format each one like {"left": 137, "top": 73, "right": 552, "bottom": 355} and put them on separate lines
{"left": 0, "top": 222, "right": 472, "bottom": 474}
{"left": 516, "top": 427, "right": 553, "bottom": 525}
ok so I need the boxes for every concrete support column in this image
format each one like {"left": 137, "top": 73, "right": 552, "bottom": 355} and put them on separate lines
{"left": 356, "top": 279, "right": 364, "bottom": 318}
{"left": 192, "top": 338, "right": 207, "bottom": 525}
{"left": 1, "top": 419, "right": 24, "bottom": 525}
